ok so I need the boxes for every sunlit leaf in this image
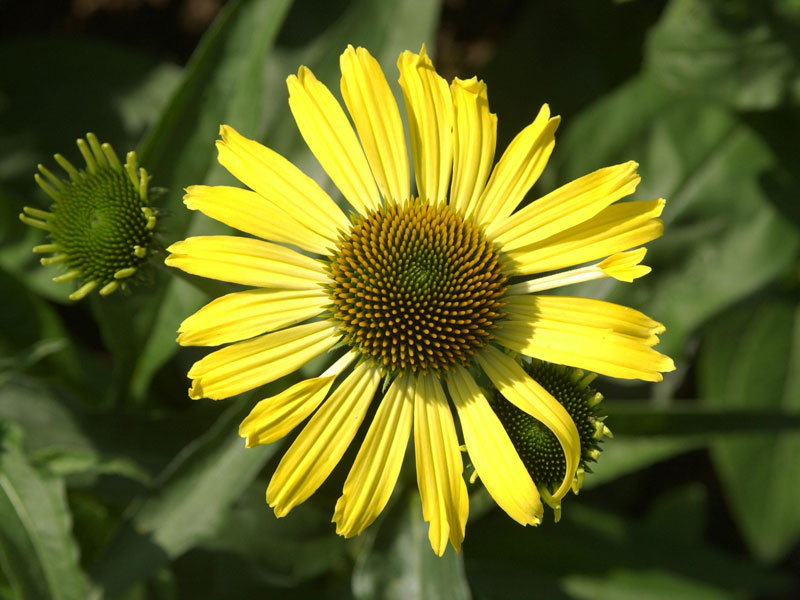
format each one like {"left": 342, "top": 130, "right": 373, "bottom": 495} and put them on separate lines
{"left": 699, "top": 297, "right": 800, "bottom": 562}
{"left": 0, "top": 425, "right": 90, "bottom": 600}
{"left": 90, "top": 399, "right": 276, "bottom": 597}
{"left": 646, "top": 0, "right": 800, "bottom": 110}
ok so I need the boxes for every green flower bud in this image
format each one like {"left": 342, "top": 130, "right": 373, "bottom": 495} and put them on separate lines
{"left": 20, "top": 134, "right": 159, "bottom": 300}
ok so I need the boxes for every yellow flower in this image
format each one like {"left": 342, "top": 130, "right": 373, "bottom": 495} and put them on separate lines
{"left": 166, "top": 45, "right": 673, "bottom": 556}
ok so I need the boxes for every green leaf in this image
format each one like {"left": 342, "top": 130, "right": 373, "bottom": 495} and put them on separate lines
{"left": 555, "top": 74, "right": 800, "bottom": 357}
{"left": 465, "top": 486, "right": 789, "bottom": 599}
{"left": 353, "top": 491, "right": 471, "bottom": 600}
{"left": 603, "top": 402, "right": 800, "bottom": 436}
{"left": 0, "top": 376, "right": 221, "bottom": 479}
{"left": 564, "top": 569, "right": 737, "bottom": 600}
{"left": 202, "top": 483, "right": 348, "bottom": 587}
{"left": 90, "top": 400, "right": 277, "bottom": 598}
{"left": 699, "top": 296, "right": 800, "bottom": 562}
{"left": 582, "top": 437, "right": 704, "bottom": 491}
{"left": 0, "top": 425, "right": 90, "bottom": 600}
{"left": 645, "top": 0, "right": 800, "bottom": 110}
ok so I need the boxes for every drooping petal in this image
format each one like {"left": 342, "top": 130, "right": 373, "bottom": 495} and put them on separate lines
{"left": 447, "top": 366, "right": 542, "bottom": 525}
{"left": 414, "top": 371, "right": 468, "bottom": 556}
{"left": 177, "top": 288, "right": 326, "bottom": 347}
{"left": 476, "top": 345, "right": 580, "bottom": 503}
{"left": 504, "top": 197, "right": 664, "bottom": 275}
{"left": 506, "top": 248, "right": 652, "bottom": 296}
{"left": 239, "top": 353, "right": 356, "bottom": 448}
{"left": 183, "top": 185, "right": 331, "bottom": 256}
{"left": 488, "top": 161, "right": 640, "bottom": 250}
{"left": 287, "top": 66, "right": 381, "bottom": 215}
{"left": 165, "top": 236, "right": 329, "bottom": 290}
{"left": 472, "top": 105, "right": 559, "bottom": 227}
{"left": 216, "top": 124, "right": 349, "bottom": 239}
{"left": 397, "top": 46, "right": 453, "bottom": 206}
{"left": 493, "top": 295, "right": 675, "bottom": 381}
{"left": 449, "top": 77, "right": 497, "bottom": 218}
{"left": 187, "top": 320, "right": 339, "bottom": 400}
{"left": 340, "top": 45, "right": 410, "bottom": 203}
{"left": 333, "top": 372, "right": 414, "bottom": 537}
{"left": 267, "top": 361, "right": 382, "bottom": 517}
{"left": 597, "top": 248, "right": 652, "bottom": 283}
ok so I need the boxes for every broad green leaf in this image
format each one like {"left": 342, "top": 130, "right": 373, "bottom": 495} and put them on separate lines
{"left": 565, "top": 570, "right": 736, "bottom": 600}
{"left": 603, "top": 402, "right": 800, "bottom": 436}
{"left": 353, "top": 491, "right": 471, "bottom": 600}
{"left": 582, "top": 437, "right": 704, "bottom": 491}
{"left": 203, "top": 482, "right": 348, "bottom": 586}
{"left": 90, "top": 400, "right": 277, "bottom": 598}
{"left": 645, "top": 0, "right": 800, "bottom": 110}
{"left": 699, "top": 297, "right": 800, "bottom": 562}
{"left": 0, "top": 425, "right": 90, "bottom": 600}
{"left": 0, "top": 376, "right": 221, "bottom": 479}
{"left": 555, "top": 74, "right": 800, "bottom": 357}
{"left": 464, "top": 486, "right": 788, "bottom": 599}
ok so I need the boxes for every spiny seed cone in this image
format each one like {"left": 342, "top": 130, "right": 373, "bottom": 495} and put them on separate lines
{"left": 327, "top": 200, "right": 507, "bottom": 373}
{"left": 52, "top": 168, "right": 152, "bottom": 283}
{"left": 489, "top": 359, "right": 609, "bottom": 495}
{"left": 20, "top": 133, "right": 158, "bottom": 300}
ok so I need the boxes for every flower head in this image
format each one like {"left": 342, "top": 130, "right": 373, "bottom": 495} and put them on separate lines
{"left": 20, "top": 134, "right": 158, "bottom": 300}
{"left": 166, "top": 45, "right": 674, "bottom": 555}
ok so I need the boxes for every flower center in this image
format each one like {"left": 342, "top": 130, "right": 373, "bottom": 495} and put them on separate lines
{"left": 52, "top": 168, "right": 153, "bottom": 285}
{"left": 327, "top": 200, "right": 507, "bottom": 373}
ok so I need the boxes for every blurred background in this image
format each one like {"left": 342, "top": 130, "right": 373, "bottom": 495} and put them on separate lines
{"left": 1, "top": 0, "right": 799, "bottom": 598}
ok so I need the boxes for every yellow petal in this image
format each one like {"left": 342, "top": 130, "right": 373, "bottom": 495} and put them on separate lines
{"left": 177, "top": 288, "right": 326, "bottom": 347}
{"left": 476, "top": 345, "right": 580, "bottom": 502}
{"left": 473, "top": 105, "right": 559, "bottom": 227}
{"left": 239, "top": 376, "right": 335, "bottom": 448}
{"left": 506, "top": 248, "right": 652, "bottom": 296}
{"left": 489, "top": 161, "right": 640, "bottom": 250}
{"left": 494, "top": 295, "right": 675, "bottom": 382}
{"left": 340, "top": 45, "right": 409, "bottom": 203}
{"left": 267, "top": 361, "right": 381, "bottom": 517}
{"left": 187, "top": 320, "right": 339, "bottom": 400}
{"left": 239, "top": 351, "right": 356, "bottom": 448}
{"left": 165, "top": 235, "right": 328, "bottom": 290}
{"left": 287, "top": 66, "right": 380, "bottom": 215}
{"left": 216, "top": 124, "right": 349, "bottom": 239}
{"left": 505, "top": 293, "right": 665, "bottom": 343}
{"left": 449, "top": 77, "right": 497, "bottom": 218}
{"left": 183, "top": 185, "right": 331, "bottom": 256}
{"left": 397, "top": 46, "right": 453, "bottom": 206}
{"left": 598, "top": 248, "right": 651, "bottom": 283}
{"left": 447, "top": 366, "right": 542, "bottom": 525}
{"left": 504, "top": 198, "right": 664, "bottom": 276}
{"left": 414, "top": 371, "right": 468, "bottom": 556}
{"left": 333, "top": 372, "right": 414, "bottom": 537}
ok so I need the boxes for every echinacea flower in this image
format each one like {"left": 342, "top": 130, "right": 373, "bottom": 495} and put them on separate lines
{"left": 20, "top": 134, "right": 158, "bottom": 300}
{"left": 166, "top": 45, "right": 673, "bottom": 555}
